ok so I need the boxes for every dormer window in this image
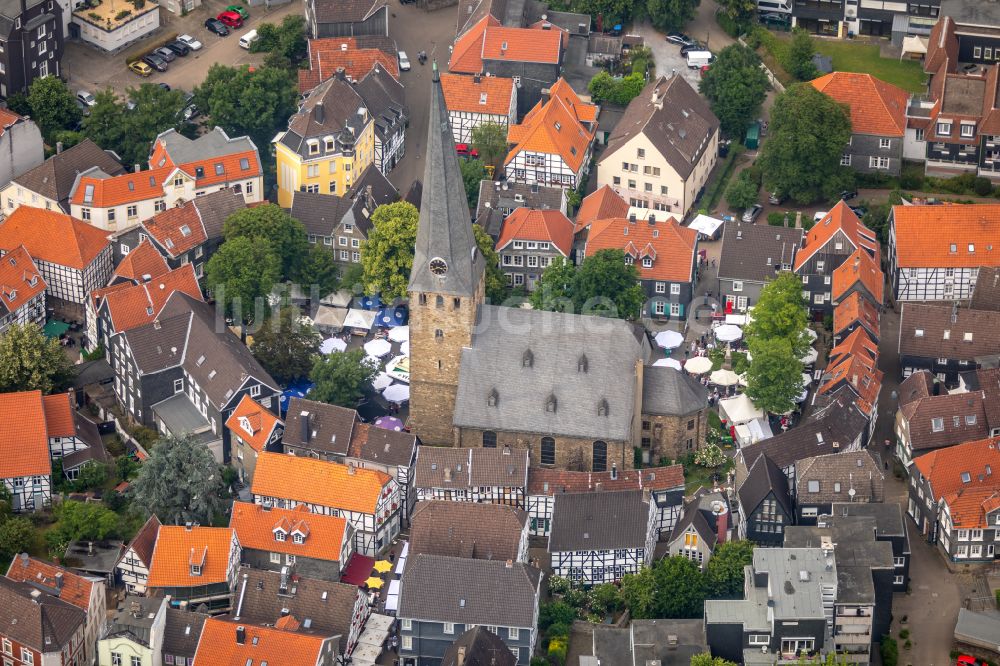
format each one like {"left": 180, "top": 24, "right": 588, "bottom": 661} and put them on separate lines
{"left": 274, "top": 530, "right": 287, "bottom": 542}
{"left": 522, "top": 349, "right": 534, "bottom": 368}
{"left": 293, "top": 533, "right": 304, "bottom": 544}
{"left": 937, "top": 122, "right": 952, "bottom": 136}
{"left": 597, "top": 399, "right": 608, "bottom": 416}
{"left": 487, "top": 388, "right": 499, "bottom": 407}
{"left": 308, "top": 140, "right": 320, "bottom": 155}
{"left": 479, "top": 93, "right": 487, "bottom": 105}
{"left": 961, "top": 123, "right": 975, "bottom": 138}
{"left": 325, "top": 137, "right": 335, "bottom": 152}
{"left": 578, "top": 354, "right": 588, "bottom": 372}
{"left": 545, "top": 394, "right": 557, "bottom": 413}
{"left": 624, "top": 255, "right": 634, "bottom": 265}
{"left": 642, "top": 257, "right": 653, "bottom": 268}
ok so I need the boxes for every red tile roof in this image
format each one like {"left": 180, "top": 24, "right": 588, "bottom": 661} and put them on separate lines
{"left": 914, "top": 436, "right": 1000, "bottom": 503}
{"left": 0, "top": 206, "right": 109, "bottom": 270}
{"left": 794, "top": 201, "right": 878, "bottom": 271}
{"left": 0, "top": 390, "right": 54, "bottom": 478}
{"left": 114, "top": 241, "right": 170, "bottom": 282}
{"left": 41, "top": 393, "right": 75, "bottom": 438}
{"left": 827, "top": 327, "right": 879, "bottom": 367}
{"left": 891, "top": 203, "right": 1000, "bottom": 268}
{"left": 527, "top": 464, "right": 684, "bottom": 495}
{"left": 925, "top": 16, "right": 957, "bottom": 75}
{"left": 496, "top": 208, "right": 574, "bottom": 256}
{"left": 482, "top": 26, "right": 562, "bottom": 64}
{"left": 811, "top": 72, "right": 908, "bottom": 137}
{"left": 584, "top": 216, "right": 697, "bottom": 283}
{"left": 0, "top": 108, "right": 24, "bottom": 136}
{"left": 506, "top": 79, "right": 596, "bottom": 172}
{"left": 0, "top": 245, "right": 46, "bottom": 313}
{"left": 942, "top": 488, "right": 1000, "bottom": 529}
{"left": 832, "top": 248, "right": 884, "bottom": 304}
{"left": 5, "top": 557, "right": 95, "bottom": 611}
{"left": 193, "top": 617, "right": 327, "bottom": 666}
{"left": 576, "top": 185, "right": 628, "bottom": 230}
{"left": 229, "top": 501, "right": 348, "bottom": 562}
{"left": 449, "top": 15, "right": 499, "bottom": 74}
{"left": 819, "top": 354, "right": 883, "bottom": 415}
{"left": 101, "top": 264, "right": 203, "bottom": 333}
{"left": 225, "top": 396, "right": 282, "bottom": 454}
{"left": 440, "top": 73, "right": 515, "bottom": 116}
{"left": 147, "top": 526, "right": 236, "bottom": 589}
{"left": 143, "top": 202, "right": 207, "bottom": 258}
{"left": 298, "top": 38, "right": 400, "bottom": 93}
{"left": 251, "top": 452, "right": 391, "bottom": 515}
{"left": 833, "top": 291, "right": 880, "bottom": 339}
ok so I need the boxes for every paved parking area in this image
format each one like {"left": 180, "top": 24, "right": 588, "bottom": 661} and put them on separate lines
{"left": 630, "top": 21, "right": 702, "bottom": 88}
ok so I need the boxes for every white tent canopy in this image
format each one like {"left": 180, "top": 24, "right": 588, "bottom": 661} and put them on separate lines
{"left": 344, "top": 308, "right": 377, "bottom": 331}
{"left": 653, "top": 358, "right": 683, "bottom": 370}
{"left": 371, "top": 372, "right": 393, "bottom": 390}
{"left": 687, "top": 214, "right": 725, "bottom": 238}
{"left": 384, "top": 581, "right": 400, "bottom": 613}
{"left": 901, "top": 35, "right": 927, "bottom": 57}
{"left": 719, "top": 393, "right": 764, "bottom": 425}
{"left": 800, "top": 347, "right": 819, "bottom": 365}
{"left": 685, "top": 356, "right": 713, "bottom": 374}
{"left": 654, "top": 330, "right": 685, "bottom": 349}
{"left": 320, "top": 337, "right": 347, "bottom": 354}
{"left": 401, "top": 340, "right": 410, "bottom": 356}
{"left": 320, "top": 289, "right": 354, "bottom": 308}
{"left": 383, "top": 384, "right": 410, "bottom": 403}
{"left": 388, "top": 326, "right": 409, "bottom": 343}
{"left": 364, "top": 338, "right": 392, "bottom": 358}
{"left": 734, "top": 417, "right": 773, "bottom": 448}
{"left": 714, "top": 324, "right": 743, "bottom": 342}
{"left": 710, "top": 368, "right": 741, "bottom": 386}
{"left": 312, "top": 306, "right": 348, "bottom": 333}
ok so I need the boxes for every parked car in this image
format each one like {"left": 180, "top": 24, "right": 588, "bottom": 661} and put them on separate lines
{"left": 665, "top": 32, "right": 694, "bottom": 46}
{"left": 225, "top": 3, "right": 249, "bottom": 18}
{"left": 76, "top": 90, "right": 96, "bottom": 107}
{"left": 142, "top": 53, "right": 168, "bottom": 72}
{"left": 398, "top": 51, "right": 411, "bottom": 71}
{"left": 217, "top": 10, "right": 243, "bottom": 27}
{"left": 128, "top": 61, "right": 153, "bottom": 77}
{"left": 840, "top": 189, "right": 858, "bottom": 201}
{"left": 157, "top": 83, "right": 171, "bottom": 91}
{"left": 74, "top": 99, "right": 91, "bottom": 117}
{"left": 813, "top": 210, "right": 829, "bottom": 222}
{"left": 742, "top": 204, "right": 763, "bottom": 223}
{"left": 166, "top": 40, "right": 190, "bottom": 56}
{"left": 850, "top": 205, "right": 868, "bottom": 218}
{"left": 956, "top": 657, "right": 984, "bottom": 666}
{"left": 680, "top": 42, "right": 706, "bottom": 55}
{"left": 182, "top": 103, "right": 200, "bottom": 122}
{"left": 152, "top": 46, "right": 176, "bottom": 62}
{"left": 455, "top": 143, "right": 479, "bottom": 158}
{"left": 204, "top": 18, "right": 229, "bottom": 35}
{"left": 767, "top": 191, "right": 784, "bottom": 205}
{"left": 177, "top": 34, "right": 203, "bottom": 50}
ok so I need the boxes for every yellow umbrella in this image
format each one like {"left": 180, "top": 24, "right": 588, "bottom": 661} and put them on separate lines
{"left": 365, "top": 577, "right": 385, "bottom": 589}
{"left": 373, "top": 560, "right": 393, "bottom": 574}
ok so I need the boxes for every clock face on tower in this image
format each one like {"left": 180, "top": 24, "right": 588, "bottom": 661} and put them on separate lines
{"left": 429, "top": 257, "right": 448, "bottom": 276}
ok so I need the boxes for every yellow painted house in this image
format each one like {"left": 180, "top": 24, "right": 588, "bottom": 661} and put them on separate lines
{"left": 274, "top": 74, "right": 375, "bottom": 208}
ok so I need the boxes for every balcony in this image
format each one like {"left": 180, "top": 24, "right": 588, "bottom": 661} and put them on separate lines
{"left": 611, "top": 185, "right": 680, "bottom": 212}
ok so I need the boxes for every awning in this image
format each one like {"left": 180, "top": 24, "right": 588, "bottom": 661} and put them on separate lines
{"left": 356, "top": 294, "right": 383, "bottom": 311}
{"left": 344, "top": 308, "right": 377, "bottom": 331}
{"left": 312, "top": 306, "right": 348, "bottom": 333}
{"left": 320, "top": 289, "right": 354, "bottom": 308}
{"left": 901, "top": 35, "right": 928, "bottom": 56}
{"left": 43, "top": 320, "right": 70, "bottom": 338}
{"left": 341, "top": 554, "right": 376, "bottom": 586}
{"left": 385, "top": 580, "right": 400, "bottom": 612}
{"left": 734, "top": 417, "right": 773, "bottom": 447}
{"left": 374, "top": 307, "right": 407, "bottom": 328}
{"left": 320, "top": 337, "right": 347, "bottom": 354}
{"left": 719, "top": 393, "right": 764, "bottom": 425}
{"left": 687, "top": 214, "right": 725, "bottom": 238}
{"left": 350, "top": 643, "right": 381, "bottom": 666}
{"left": 359, "top": 613, "right": 394, "bottom": 644}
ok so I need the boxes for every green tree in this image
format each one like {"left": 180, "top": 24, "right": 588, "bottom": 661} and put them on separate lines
{"left": 621, "top": 567, "right": 657, "bottom": 618}
{"left": 745, "top": 336, "right": 804, "bottom": 414}
{"left": 70, "top": 461, "right": 109, "bottom": 492}
{"left": 725, "top": 169, "right": 760, "bottom": 210}
{"left": 539, "top": 600, "right": 578, "bottom": 636}
{"left": 530, "top": 257, "right": 577, "bottom": 312}
{"left": 53, "top": 500, "right": 119, "bottom": 540}
{"left": 459, "top": 158, "right": 487, "bottom": 209}
{"left": 252, "top": 15, "right": 306, "bottom": 67}
{"left": 118, "top": 84, "right": 186, "bottom": 167}
{"left": 694, "top": 444, "right": 726, "bottom": 468}
{"left": 129, "top": 435, "right": 228, "bottom": 525}
{"left": 205, "top": 237, "right": 281, "bottom": 324}
{"left": 744, "top": 272, "right": 809, "bottom": 355}
{"left": 26, "top": 76, "right": 81, "bottom": 143}
{"left": 0, "top": 517, "right": 34, "bottom": 561}
{"left": 296, "top": 244, "right": 341, "bottom": 296}
{"left": 704, "top": 540, "right": 754, "bottom": 599}
{"left": 573, "top": 249, "right": 644, "bottom": 319}
{"left": 587, "top": 72, "right": 646, "bottom": 105}
{"left": 82, "top": 89, "right": 126, "bottom": 159}
{"left": 645, "top": 0, "right": 700, "bottom": 32}
{"left": 309, "top": 348, "right": 378, "bottom": 407}
{"left": 471, "top": 122, "right": 508, "bottom": 169}
{"left": 716, "top": 0, "right": 755, "bottom": 20}
{"left": 0, "top": 323, "right": 74, "bottom": 393}
{"left": 587, "top": 71, "right": 617, "bottom": 105}
{"left": 653, "top": 556, "right": 706, "bottom": 618}
{"left": 360, "top": 202, "right": 419, "bottom": 299}
{"left": 759, "top": 83, "right": 853, "bottom": 204}
{"left": 251, "top": 307, "right": 321, "bottom": 384}
{"left": 194, "top": 64, "right": 298, "bottom": 155}
{"left": 223, "top": 204, "right": 309, "bottom": 279}
{"left": 699, "top": 44, "right": 769, "bottom": 137}
{"left": 690, "top": 654, "right": 739, "bottom": 666}
{"left": 786, "top": 29, "right": 818, "bottom": 81}
{"left": 589, "top": 583, "right": 623, "bottom": 616}
{"left": 473, "top": 224, "right": 507, "bottom": 303}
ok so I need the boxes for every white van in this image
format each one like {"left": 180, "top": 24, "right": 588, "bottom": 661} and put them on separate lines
{"left": 686, "top": 50, "right": 714, "bottom": 69}
{"left": 238, "top": 29, "right": 259, "bottom": 49}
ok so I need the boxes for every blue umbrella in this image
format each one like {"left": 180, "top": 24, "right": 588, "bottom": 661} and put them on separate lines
{"left": 280, "top": 382, "right": 314, "bottom": 415}
{"left": 357, "top": 294, "right": 383, "bottom": 311}
{"left": 375, "top": 307, "right": 407, "bottom": 328}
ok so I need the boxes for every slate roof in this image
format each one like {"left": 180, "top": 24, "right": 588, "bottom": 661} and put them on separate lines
{"left": 959, "top": 367, "right": 1000, "bottom": 430}
{"left": 641, "top": 366, "right": 708, "bottom": 416}
{"left": 291, "top": 165, "right": 397, "bottom": 239}
{"left": 738, "top": 453, "right": 792, "bottom": 516}
{"left": 283, "top": 397, "right": 357, "bottom": 456}
{"left": 252, "top": 452, "right": 391, "bottom": 514}
{"left": 476, "top": 179, "right": 565, "bottom": 218}
{"left": 12, "top": 138, "right": 125, "bottom": 210}
{"left": 718, "top": 223, "right": 801, "bottom": 283}
{"left": 162, "top": 607, "right": 208, "bottom": 659}
{"left": 280, "top": 76, "right": 368, "bottom": 160}
{"left": 549, "top": 489, "right": 649, "bottom": 551}
{"left": 442, "top": 626, "right": 517, "bottom": 666}
{"left": 354, "top": 63, "right": 407, "bottom": 144}
{"left": 0, "top": 206, "right": 110, "bottom": 270}
{"left": 453, "top": 305, "right": 650, "bottom": 440}
{"left": 311, "top": 0, "right": 385, "bottom": 25}
{"left": 496, "top": 208, "right": 574, "bottom": 256}
{"left": 152, "top": 127, "right": 260, "bottom": 174}
{"left": 891, "top": 203, "right": 1000, "bottom": 268}
{"left": 584, "top": 216, "right": 698, "bottom": 283}
{"left": 899, "top": 302, "right": 1000, "bottom": 362}
{"left": 668, "top": 489, "right": 728, "bottom": 550}
{"left": 292, "top": 192, "right": 356, "bottom": 239}
{"left": 0, "top": 576, "right": 85, "bottom": 653}
{"left": 192, "top": 616, "right": 328, "bottom": 665}
{"left": 527, "top": 464, "right": 684, "bottom": 495}
{"left": 230, "top": 568, "right": 359, "bottom": 652}
{"left": 795, "top": 450, "right": 884, "bottom": 505}
{"left": 970, "top": 266, "right": 1000, "bottom": 311}
{"left": 413, "top": 446, "right": 529, "bottom": 490}
{"left": 409, "top": 500, "right": 527, "bottom": 561}
{"left": 898, "top": 379, "right": 989, "bottom": 453}
{"left": 398, "top": 554, "right": 540, "bottom": 628}
{"left": 409, "top": 65, "right": 486, "bottom": 297}
{"left": 347, "top": 422, "right": 416, "bottom": 468}
{"left": 601, "top": 75, "right": 719, "bottom": 180}
{"left": 811, "top": 72, "right": 908, "bottom": 137}
{"left": 192, "top": 188, "right": 246, "bottom": 242}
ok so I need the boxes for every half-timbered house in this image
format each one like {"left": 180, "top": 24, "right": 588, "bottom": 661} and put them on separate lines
{"left": 250, "top": 452, "right": 400, "bottom": 556}
{"left": 116, "top": 514, "right": 161, "bottom": 595}
{"left": 412, "top": 446, "right": 529, "bottom": 509}
{"left": 224, "top": 396, "right": 284, "bottom": 487}
{"left": 441, "top": 73, "right": 517, "bottom": 145}
{"left": 815, "top": 353, "right": 883, "bottom": 441}
{"left": 548, "top": 489, "right": 656, "bottom": 586}
{"left": 898, "top": 302, "right": 1000, "bottom": 385}
{"left": 526, "top": 464, "right": 684, "bottom": 537}
{"left": 0, "top": 577, "right": 86, "bottom": 666}
{"left": 409, "top": 500, "right": 529, "bottom": 563}
{"left": 832, "top": 291, "right": 881, "bottom": 345}
{"left": 355, "top": 63, "right": 407, "bottom": 174}
{"left": 146, "top": 525, "right": 242, "bottom": 614}
{"left": 345, "top": 422, "right": 418, "bottom": 527}
{"left": 0, "top": 245, "right": 45, "bottom": 335}
{"left": 193, "top": 616, "right": 337, "bottom": 666}
{"left": 831, "top": 247, "right": 884, "bottom": 309}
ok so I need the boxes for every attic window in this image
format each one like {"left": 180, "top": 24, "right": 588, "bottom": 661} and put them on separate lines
{"left": 196, "top": 354, "right": 206, "bottom": 366}
{"left": 208, "top": 370, "right": 217, "bottom": 380}
{"left": 950, "top": 244, "right": 957, "bottom": 253}
{"left": 180, "top": 225, "right": 192, "bottom": 237}
{"left": 522, "top": 349, "right": 534, "bottom": 368}
{"left": 274, "top": 530, "right": 286, "bottom": 542}
{"left": 914, "top": 329, "right": 924, "bottom": 337}
{"left": 961, "top": 471, "right": 972, "bottom": 483}
{"left": 545, "top": 394, "right": 557, "bottom": 413}
{"left": 84, "top": 184, "right": 94, "bottom": 204}
{"left": 969, "top": 244, "right": 975, "bottom": 253}
{"left": 479, "top": 93, "right": 488, "bottom": 105}
{"left": 578, "top": 354, "right": 588, "bottom": 372}
{"left": 501, "top": 41, "right": 508, "bottom": 50}
{"left": 214, "top": 163, "right": 225, "bottom": 176}
{"left": 943, "top": 330, "right": 950, "bottom": 340}
{"left": 570, "top": 146, "right": 577, "bottom": 156}
{"left": 293, "top": 533, "right": 304, "bottom": 544}
{"left": 554, "top": 121, "right": 562, "bottom": 131}
{"left": 487, "top": 389, "right": 499, "bottom": 407}
{"left": 195, "top": 166, "right": 204, "bottom": 179}
{"left": 128, "top": 181, "right": 135, "bottom": 191}
{"left": 240, "top": 158, "right": 250, "bottom": 170}
{"left": 964, "top": 332, "right": 973, "bottom": 342}
{"left": 966, "top": 415, "right": 977, "bottom": 425}
{"left": 597, "top": 399, "right": 608, "bottom": 417}
{"left": 931, "top": 417, "right": 944, "bottom": 432}
{"left": 150, "top": 176, "right": 156, "bottom": 187}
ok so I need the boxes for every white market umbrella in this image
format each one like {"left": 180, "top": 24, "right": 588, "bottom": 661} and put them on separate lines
{"left": 388, "top": 326, "right": 409, "bottom": 343}
{"left": 653, "top": 358, "right": 683, "bottom": 370}
{"left": 320, "top": 337, "right": 347, "bottom": 354}
{"left": 371, "top": 372, "right": 393, "bottom": 390}
{"left": 363, "top": 338, "right": 392, "bottom": 358}
{"left": 804, "top": 328, "right": 818, "bottom": 342}
{"left": 685, "top": 356, "right": 713, "bottom": 374}
{"left": 400, "top": 340, "right": 410, "bottom": 356}
{"left": 710, "top": 368, "right": 741, "bottom": 386}
{"left": 654, "top": 330, "right": 685, "bottom": 349}
{"left": 800, "top": 347, "right": 819, "bottom": 365}
{"left": 382, "top": 384, "right": 410, "bottom": 403}
{"left": 714, "top": 324, "right": 743, "bottom": 342}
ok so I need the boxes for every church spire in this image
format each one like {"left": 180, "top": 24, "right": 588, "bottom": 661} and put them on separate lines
{"left": 408, "top": 62, "right": 485, "bottom": 297}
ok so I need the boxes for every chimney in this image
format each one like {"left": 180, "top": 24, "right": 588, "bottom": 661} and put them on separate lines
{"left": 502, "top": 443, "right": 511, "bottom": 456}
{"left": 134, "top": 164, "right": 141, "bottom": 173}
{"left": 56, "top": 141, "right": 63, "bottom": 154}
{"left": 540, "top": 87, "right": 551, "bottom": 104}
{"left": 473, "top": 74, "right": 481, "bottom": 84}
{"left": 141, "top": 273, "right": 152, "bottom": 283}
{"left": 648, "top": 214, "right": 656, "bottom": 225}
{"left": 88, "top": 541, "right": 94, "bottom": 556}
{"left": 184, "top": 522, "right": 193, "bottom": 531}
{"left": 19, "top": 552, "right": 28, "bottom": 568}
{"left": 55, "top": 573, "right": 63, "bottom": 590}
{"left": 505, "top": 559, "right": 513, "bottom": 568}
{"left": 716, "top": 507, "right": 728, "bottom": 545}
{"left": 347, "top": 463, "right": 356, "bottom": 475}
{"left": 457, "top": 646, "right": 467, "bottom": 666}
{"left": 299, "top": 412, "right": 310, "bottom": 444}
{"left": 262, "top": 501, "right": 272, "bottom": 511}
{"left": 235, "top": 626, "right": 246, "bottom": 645}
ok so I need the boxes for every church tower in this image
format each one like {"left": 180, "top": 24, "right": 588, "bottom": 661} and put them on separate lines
{"left": 407, "top": 63, "right": 486, "bottom": 446}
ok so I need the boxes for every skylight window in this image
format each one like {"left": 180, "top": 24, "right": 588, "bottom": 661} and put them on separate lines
{"left": 180, "top": 225, "right": 191, "bottom": 237}
{"left": 84, "top": 184, "right": 94, "bottom": 204}
{"left": 240, "top": 158, "right": 250, "bottom": 170}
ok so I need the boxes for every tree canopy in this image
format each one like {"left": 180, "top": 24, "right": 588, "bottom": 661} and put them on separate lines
{"left": 588, "top": 71, "right": 646, "bottom": 106}
{"left": 744, "top": 272, "right": 809, "bottom": 355}
{"left": 645, "top": 0, "right": 700, "bottom": 32}
{"left": 573, "top": 249, "right": 644, "bottom": 319}
{"left": 223, "top": 204, "right": 309, "bottom": 279}
{"left": 759, "top": 83, "right": 853, "bottom": 204}
{"left": 699, "top": 44, "right": 769, "bottom": 137}
{"left": 725, "top": 169, "right": 760, "bottom": 210}
{"left": 251, "top": 307, "right": 322, "bottom": 385}
{"left": 53, "top": 500, "right": 119, "bottom": 541}
{"left": 82, "top": 84, "right": 186, "bottom": 169}
{"left": 472, "top": 224, "right": 508, "bottom": 303}
{"left": 296, "top": 244, "right": 341, "bottom": 297}
{"left": 690, "top": 654, "right": 739, "bottom": 666}
{"left": 459, "top": 158, "right": 487, "bottom": 209}
{"left": 744, "top": 336, "right": 804, "bottom": 414}
{"left": 787, "top": 29, "right": 818, "bottom": 81}
{"left": 0, "top": 324, "right": 74, "bottom": 394}
{"left": 205, "top": 236, "right": 281, "bottom": 324}
{"left": 26, "top": 76, "right": 81, "bottom": 143}
{"left": 309, "top": 348, "right": 378, "bottom": 407}
{"left": 251, "top": 14, "right": 307, "bottom": 68}
{"left": 0, "top": 516, "right": 33, "bottom": 562}
{"left": 128, "top": 435, "right": 228, "bottom": 525}
{"left": 360, "top": 202, "right": 419, "bottom": 300}
{"left": 704, "top": 540, "right": 755, "bottom": 599}
{"left": 471, "top": 122, "right": 508, "bottom": 169}
{"left": 530, "top": 256, "right": 576, "bottom": 312}
{"left": 622, "top": 555, "right": 706, "bottom": 619}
